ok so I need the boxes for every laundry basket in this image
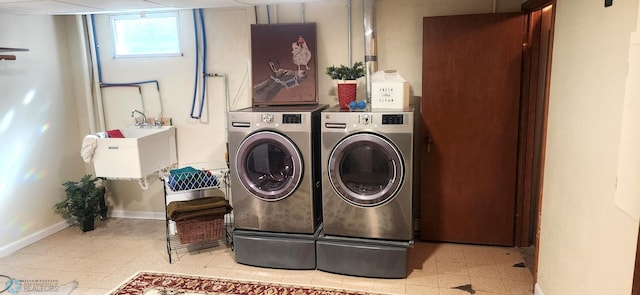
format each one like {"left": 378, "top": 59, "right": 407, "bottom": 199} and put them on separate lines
{"left": 167, "top": 196, "right": 232, "bottom": 244}
{"left": 175, "top": 216, "right": 225, "bottom": 244}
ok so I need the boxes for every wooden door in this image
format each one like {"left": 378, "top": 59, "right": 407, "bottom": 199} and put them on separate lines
{"left": 421, "top": 13, "right": 525, "bottom": 246}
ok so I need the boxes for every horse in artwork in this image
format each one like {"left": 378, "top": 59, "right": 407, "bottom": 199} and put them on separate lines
{"left": 253, "top": 61, "right": 307, "bottom": 103}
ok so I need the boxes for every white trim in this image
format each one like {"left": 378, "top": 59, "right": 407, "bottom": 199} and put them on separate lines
{"left": 534, "top": 283, "right": 544, "bottom": 295}
{"left": 0, "top": 220, "right": 70, "bottom": 258}
{"left": 109, "top": 210, "right": 165, "bottom": 220}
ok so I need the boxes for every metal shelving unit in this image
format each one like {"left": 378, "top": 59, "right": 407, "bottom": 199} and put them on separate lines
{"left": 160, "top": 164, "right": 232, "bottom": 263}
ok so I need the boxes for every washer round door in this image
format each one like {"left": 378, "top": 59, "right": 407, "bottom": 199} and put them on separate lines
{"left": 328, "top": 132, "right": 405, "bottom": 207}
{"left": 236, "top": 131, "right": 303, "bottom": 201}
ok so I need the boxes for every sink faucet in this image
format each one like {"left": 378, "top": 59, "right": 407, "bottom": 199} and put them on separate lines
{"left": 131, "top": 109, "right": 147, "bottom": 126}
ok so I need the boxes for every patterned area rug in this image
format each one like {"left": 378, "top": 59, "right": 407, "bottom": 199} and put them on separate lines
{"left": 110, "top": 271, "right": 384, "bottom": 295}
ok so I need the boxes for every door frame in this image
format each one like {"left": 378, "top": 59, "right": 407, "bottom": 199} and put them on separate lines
{"left": 518, "top": 0, "right": 556, "bottom": 283}
{"left": 634, "top": 220, "right": 640, "bottom": 294}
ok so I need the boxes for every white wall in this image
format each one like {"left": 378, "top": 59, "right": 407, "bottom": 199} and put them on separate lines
{"left": 91, "top": 8, "right": 257, "bottom": 214}
{"left": 0, "top": 0, "right": 524, "bottom": 254}
{"left": 3, "top": 1, "right": 640, "bottom": 293}
{"left": 95, "top": 0, "right": 522, "bottom": 215}
{"left": 0, "top": 15, "right": 87, "bottom": 255}
{"left": 536, "top": 0, "right": 640, "bottom": 294}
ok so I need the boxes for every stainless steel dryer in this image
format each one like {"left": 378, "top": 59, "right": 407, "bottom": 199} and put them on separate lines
{"left": 228, "top": 104, "right": 327, "bottom": 234}
{"left": 321, "top": 105, "right": 415, "bottom": 241}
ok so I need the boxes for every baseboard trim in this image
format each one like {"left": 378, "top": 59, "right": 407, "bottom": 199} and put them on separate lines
{"left": 0, "top": 211, "right": 164, "bottom": 258}
{"left": 0, "top": 220, "right": 70, "bottom": 258}
{"left": 108, "top": 210, "right": 164, "bottom": 220}
{"left": 534, "top": 283, "right": 544, "bottom": 295}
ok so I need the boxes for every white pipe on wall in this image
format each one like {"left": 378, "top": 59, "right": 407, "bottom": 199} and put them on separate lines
{"left": 271, "top": 5, "right": 278, "bottom": 23}
{"left": 86, "top": 16, "right": 106, "bottom": 131}
{"left": 348, "top": 0, "right": 352, "bottom": 66}
{"left": 363, "top": 0, "right": 377, "bottom": 102}
{"left": 205, "top": 73, "right": 230, "bottom": 141}
{"left": 76, "top": 15, "right": 96, "bottom": 134}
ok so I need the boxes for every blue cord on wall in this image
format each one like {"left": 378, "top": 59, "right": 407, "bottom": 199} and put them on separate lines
{"left": 190, "top": 9, "right": 200, "bottom": 119}
{"left": 190, "top": 8, "right": 207, "bottom": 119}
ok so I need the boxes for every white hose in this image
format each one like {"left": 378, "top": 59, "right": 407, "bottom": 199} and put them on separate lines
{"left": 76, "top": 15, "right": 96, "bottom": 134}
{"left": 86, "top": 15, "right": 106, "bottom": 131}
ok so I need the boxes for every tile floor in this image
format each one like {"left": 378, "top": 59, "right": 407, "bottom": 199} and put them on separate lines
{"left": 0, "top": 218, "right": 534, "bottom": 295}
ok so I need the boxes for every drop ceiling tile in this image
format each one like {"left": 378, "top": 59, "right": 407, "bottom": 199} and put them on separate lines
{"left": 0, "top": 0, "right": 100, "bottom": 14}
{"left": 145, "top": 0, "right": 246, "bottom": 9}
{"left": 63, "top": 0, "right": 168, "bottom": 11}
{"left": 0, "top": 0, "right": 328, "bottom": 15}
{"left": 236, "top": 0, "right": 324, "bottom": 4}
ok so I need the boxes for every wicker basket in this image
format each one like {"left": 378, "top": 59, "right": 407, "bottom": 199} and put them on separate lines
{"left": 175, "top": 216, "right": 225, "bottom": 244}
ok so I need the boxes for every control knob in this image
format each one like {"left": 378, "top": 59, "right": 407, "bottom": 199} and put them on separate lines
{"left": 261, "top": 114, "right": 274, "bottom": 123}
{"left": 360, "top": 114, "right": 371, "bottom": 125}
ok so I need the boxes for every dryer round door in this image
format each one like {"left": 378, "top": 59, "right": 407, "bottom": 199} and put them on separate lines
{"left": 328, "top": 132, "right": 405, "bottom": 207}
{"left": 235, "top": 131, "right": 303, "bottom": 201}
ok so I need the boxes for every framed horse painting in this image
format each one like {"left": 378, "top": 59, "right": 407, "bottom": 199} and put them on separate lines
{"left": 251, "top": 23, "right": 317, "bottom": 106}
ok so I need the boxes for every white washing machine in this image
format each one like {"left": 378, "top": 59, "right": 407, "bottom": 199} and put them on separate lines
{"left": 321, "top": 105, "right": 415, "bottom": 241}
{"left": 228, "top": 104, "right": 327, "bottom": 270}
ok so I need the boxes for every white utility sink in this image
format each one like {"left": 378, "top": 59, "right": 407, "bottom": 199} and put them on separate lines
{"left": 93, "top": 126, "right": 177, "bottom": 179}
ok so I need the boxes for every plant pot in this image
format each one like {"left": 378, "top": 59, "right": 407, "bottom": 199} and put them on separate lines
{"left": 80, "top": 217, "right": 95, "bottom": 232}
{"left": 337, "top": 81, "right": 357, "bottom": 109}
{"left": 99, "top": 187, "right": 108, "bottom": 220}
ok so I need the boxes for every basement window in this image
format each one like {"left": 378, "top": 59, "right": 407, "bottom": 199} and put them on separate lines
{"left": 110, "top": 11, "right": 182, "bottom": 58}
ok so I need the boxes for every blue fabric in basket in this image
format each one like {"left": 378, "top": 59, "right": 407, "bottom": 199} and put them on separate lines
{"left": 168, "top": 166, "right": 219, "bottom": 191}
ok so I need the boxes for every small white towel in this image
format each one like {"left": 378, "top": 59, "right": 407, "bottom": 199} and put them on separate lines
{"left": 81, "top": 134, "right": 98, "bottom": 163}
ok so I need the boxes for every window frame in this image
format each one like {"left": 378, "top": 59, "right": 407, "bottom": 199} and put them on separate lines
{"left": 109, "top": 11, "right": 183, "bottom": 59}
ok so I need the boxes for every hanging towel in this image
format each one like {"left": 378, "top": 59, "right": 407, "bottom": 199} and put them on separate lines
{"left": 81, "top": 134, "right": 98, "bottom": 163}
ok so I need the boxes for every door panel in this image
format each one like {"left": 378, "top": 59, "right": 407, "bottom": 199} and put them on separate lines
{"left": 327, "top": 133, "right": 404, "bottom": 207}
{"left": 236, "top": 131, "right": 303, "bottom": 201}
{"left": 421, "top": 13, "right": 524, "bottom": 246}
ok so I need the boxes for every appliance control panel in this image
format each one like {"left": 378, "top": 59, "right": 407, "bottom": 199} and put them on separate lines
{"left": 381, "top": 114, "right": 404, "bottom": 125}
{"left": 282, "top": 114, "right": 302, "bottom": 124}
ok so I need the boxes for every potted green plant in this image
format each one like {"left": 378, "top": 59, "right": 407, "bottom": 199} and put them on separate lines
{"left": 54, "top": 174, "right": 106, "bottom": 232}
{"left": 325, "top": 61, "right": 366, "bottom": 81}
{"left": 326, "top": 61, "right": 366, "bottom": 108}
